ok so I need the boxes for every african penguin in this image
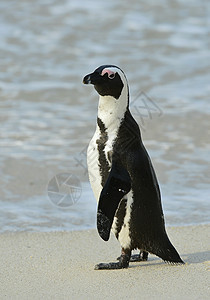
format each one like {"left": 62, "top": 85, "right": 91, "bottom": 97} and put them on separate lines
{"left": 83, "top": 65, "right": 184, "bottom": 269}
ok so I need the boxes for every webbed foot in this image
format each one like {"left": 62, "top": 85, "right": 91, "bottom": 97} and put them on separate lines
{"left": 95, "top": 248, "right": 131, "bottom": 270}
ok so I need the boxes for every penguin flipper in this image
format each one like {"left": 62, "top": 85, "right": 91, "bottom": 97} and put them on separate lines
{"left": 97, "top": 161, "right": 131, "bottom": 241}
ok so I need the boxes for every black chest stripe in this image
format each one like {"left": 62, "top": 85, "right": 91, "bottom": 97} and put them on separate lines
{"left": 96, "top": 117, "right": 110, "bottom": 187}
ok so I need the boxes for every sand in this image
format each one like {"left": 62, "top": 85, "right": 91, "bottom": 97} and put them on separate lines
{"left": 0, "top": 224, "right": 209, "bottom": 300}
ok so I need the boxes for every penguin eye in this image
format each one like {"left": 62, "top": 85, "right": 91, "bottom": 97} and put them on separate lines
{"left": 108, "top": 73, "right": 115, "bottom": 79}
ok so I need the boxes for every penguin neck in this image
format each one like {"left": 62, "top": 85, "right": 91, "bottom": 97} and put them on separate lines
{"left": 97, "top": 87, "right": 129, "bottom": 131}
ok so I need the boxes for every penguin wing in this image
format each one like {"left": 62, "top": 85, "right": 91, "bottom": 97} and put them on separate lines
{"left": 97, "top": 161, "right": 131, "bottom": 241}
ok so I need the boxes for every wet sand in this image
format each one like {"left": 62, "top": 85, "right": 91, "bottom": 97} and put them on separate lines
{"left": 0, "top": 224, "right": 209, "bottom": 299}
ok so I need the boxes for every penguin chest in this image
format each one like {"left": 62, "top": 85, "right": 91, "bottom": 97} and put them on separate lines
{"left": 87, "top": 133, "right": 102, "bottom": 202}
{"left": 87, "top": 128, "right": 116, "bottom": 202}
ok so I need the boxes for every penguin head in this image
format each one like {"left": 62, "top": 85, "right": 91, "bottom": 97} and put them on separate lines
{"left": 83, "top": 65, "right": 128, "bottom": 100}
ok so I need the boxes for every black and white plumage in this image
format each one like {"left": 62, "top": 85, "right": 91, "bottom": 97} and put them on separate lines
{"left": 83, "top": 65, "right": 184, "bottom": 269}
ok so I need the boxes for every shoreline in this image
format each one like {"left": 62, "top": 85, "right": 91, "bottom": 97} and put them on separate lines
{"left": 0, "top": 224, "right": 209, "bottom": 299}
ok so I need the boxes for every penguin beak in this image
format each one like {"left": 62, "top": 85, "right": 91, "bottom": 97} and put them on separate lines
{"left": 83, "top": 74, "right": 92, "bottom": 84}
{"left": 83, "top": 72, "right": 101, "bottom": 85}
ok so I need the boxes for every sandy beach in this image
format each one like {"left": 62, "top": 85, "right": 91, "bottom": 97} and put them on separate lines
{"left": 0, "top": 224, "right": 209, "bottom": 299}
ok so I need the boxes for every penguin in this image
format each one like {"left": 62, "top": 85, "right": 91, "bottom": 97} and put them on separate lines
{"left": 83, "top": 65, "right": 184, "bottom": 269}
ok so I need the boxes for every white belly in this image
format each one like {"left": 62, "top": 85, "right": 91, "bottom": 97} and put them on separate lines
{"left": 117, "top": 191, "right": 133, "bottom": 249}
{"left": 87, "top": 133, "right": 102, "bottom": 202}
{"left": 87, "top": 125, "right": 115, "bottom": 202}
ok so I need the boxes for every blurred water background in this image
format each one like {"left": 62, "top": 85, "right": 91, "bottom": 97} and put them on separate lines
{"left": 0, "top": 0, "right": 209, "bottom": 232}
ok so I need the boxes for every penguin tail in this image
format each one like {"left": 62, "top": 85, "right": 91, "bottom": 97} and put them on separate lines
{"left": 157, "top": 241, "right": 184, "bottom": 265}
{"left": 163, "top": 255, "right": 184, "bottom": 265}
{"left": 165, "top": 260, "right": 184, "bottom": 265}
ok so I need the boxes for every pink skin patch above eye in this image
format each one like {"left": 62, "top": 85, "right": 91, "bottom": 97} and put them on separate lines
{"left": 101, "top": 68, "right": 115, "bottom": 78}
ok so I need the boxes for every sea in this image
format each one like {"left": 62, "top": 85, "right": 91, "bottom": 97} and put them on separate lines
{"left": 0, "top": 0, "right": 209, "bottom": 232}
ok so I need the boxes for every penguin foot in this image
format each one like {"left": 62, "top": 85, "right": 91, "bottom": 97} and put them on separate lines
{"left": 95, "top": 250, "right": 130, "bottom": 270}
{"left": 117, "top": 250, "right": 148, "bottom": 262}
{"left": 94, "top": 262, "right": 126, "bottom": 270}
{"left": 130, "top": 251, "right": 148, "bottom": 262}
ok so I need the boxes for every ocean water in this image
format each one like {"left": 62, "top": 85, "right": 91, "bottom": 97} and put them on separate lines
{"left": 0, "top": 0, "right": 209, "bottom": 232}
